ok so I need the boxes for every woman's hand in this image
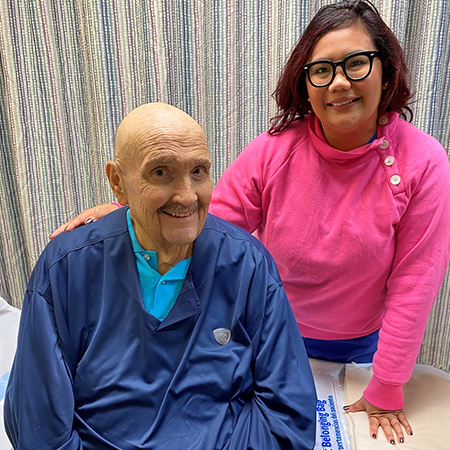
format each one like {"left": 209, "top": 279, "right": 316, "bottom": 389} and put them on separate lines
{"left": 49, "top": 203, "right": 120, "bottom": 239}
{"left": 344, "top": 396, "right": 413, "bottom": 445}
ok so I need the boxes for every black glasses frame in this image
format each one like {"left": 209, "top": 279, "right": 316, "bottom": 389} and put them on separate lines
{"left": 303, "top": 51, "right": 381, "bottom": 88}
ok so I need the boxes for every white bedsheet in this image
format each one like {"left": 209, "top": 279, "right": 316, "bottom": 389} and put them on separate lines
{"left": 1, "top": 301, "right": 449, "bottom": 450}
{"left": 0, "top": 298, "right": 20, "bottom": 450}
{"left": 310, "top": 359, "right": 450, "bottom": 450}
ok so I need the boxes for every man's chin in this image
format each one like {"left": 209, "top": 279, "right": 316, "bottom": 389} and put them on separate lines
{"left": 163, "top": 228, "right": 201, "bottom": 247}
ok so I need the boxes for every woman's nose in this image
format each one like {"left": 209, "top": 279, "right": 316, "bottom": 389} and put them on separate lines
{"left": 328, "top": 67, "right": 351, "bottom": 91}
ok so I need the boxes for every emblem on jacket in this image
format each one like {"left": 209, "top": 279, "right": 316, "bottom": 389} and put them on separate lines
{"left": 213, "top": 328, "right": 231, "bottom": 345}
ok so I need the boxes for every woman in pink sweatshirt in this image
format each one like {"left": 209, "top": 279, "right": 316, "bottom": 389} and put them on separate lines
{"left": 211, "top": 3, "right": 450, "bottom": 445}
{"left": 51, "top": 1, "right": 450, "bottom": 445}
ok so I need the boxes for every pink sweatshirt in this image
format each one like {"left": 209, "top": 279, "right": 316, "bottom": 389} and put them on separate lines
{"left": 210, "top": 112, "right": 450, "bottom": 409}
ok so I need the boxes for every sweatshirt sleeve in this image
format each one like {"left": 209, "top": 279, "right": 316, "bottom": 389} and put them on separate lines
{"left": 224, "top": 274, "right": 317, "bottom": 449}
{"left": 4, "top": 267, "right": 83, "bottom": 449}
{"left": 364, "top": 143, "right": 450, "bottom": 410}
{"left": 210, "top": 137, "right": 266, "bottom": 233}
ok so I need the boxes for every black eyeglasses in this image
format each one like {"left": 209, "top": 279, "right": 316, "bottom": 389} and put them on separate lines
{"left": 303, "top": 51, "right": 381, "bottom": 88}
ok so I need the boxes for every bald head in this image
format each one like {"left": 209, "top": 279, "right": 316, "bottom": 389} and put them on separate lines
{"left": 106, "top": 103, "right": 212, "bottom": 260}
{"left": 115, "top": 103, "right": 208, "bottom": 167}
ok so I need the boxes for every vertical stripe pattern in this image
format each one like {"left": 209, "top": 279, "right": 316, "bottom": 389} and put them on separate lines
{"left": 0, "top": 0, "right": 449, "bottom": 371}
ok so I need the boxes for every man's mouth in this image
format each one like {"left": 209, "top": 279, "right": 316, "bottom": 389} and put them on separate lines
{"left": 161, "top": 202, "right": 199, "bottom": 218}
{"left": 328, "top": 97, "right": 359, "bottom": 107}
{"left": 163, "top": 210, "right": 195, "bottom": 218}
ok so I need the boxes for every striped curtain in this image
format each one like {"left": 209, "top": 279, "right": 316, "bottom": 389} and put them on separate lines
{"left": 1, "top": 1, "right": 449, "bottom": 371}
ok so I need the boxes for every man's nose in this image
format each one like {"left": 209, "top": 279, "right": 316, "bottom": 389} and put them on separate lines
{"left": 172, "top": 176, "right": 198, "bottom": 205}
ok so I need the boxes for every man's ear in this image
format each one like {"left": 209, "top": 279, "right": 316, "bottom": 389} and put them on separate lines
{"left": 106, "top": 161, "right": 128, "bottom": 205}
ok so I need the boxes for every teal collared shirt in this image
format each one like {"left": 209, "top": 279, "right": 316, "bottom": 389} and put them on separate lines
{"left": 126, "top": 210, "right": 191, "bottom": 321}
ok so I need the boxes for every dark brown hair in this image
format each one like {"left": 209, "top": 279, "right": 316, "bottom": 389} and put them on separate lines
{"left": 269, "top": 0, "right": 413, "bottom": 133}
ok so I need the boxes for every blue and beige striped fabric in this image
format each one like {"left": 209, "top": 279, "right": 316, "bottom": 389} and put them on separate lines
{"left": 0, "top": 1, "right": 449, "bottom": 372}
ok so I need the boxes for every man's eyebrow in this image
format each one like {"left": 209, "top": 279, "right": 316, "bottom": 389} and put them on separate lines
{"left": 146, "top": 156, "right": 176, "bottom": 165}
{"left": 192, "top": 158, "right": 211, "bottom": 166}
{"left": 143, "top": 155, "right": 211, "bottom": 166}
{"left": 142, "top": 151, "right": 177, "bottom": 165}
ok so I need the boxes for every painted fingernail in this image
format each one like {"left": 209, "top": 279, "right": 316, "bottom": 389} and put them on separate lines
{"left": 400, "top": 438, "right": 404, "bottom": 443}
{"left": 409, "top": 431, "right": 413, "bottom": 436}
{"left": 343, "top": 406, "right": 350, "bottom": 410}
{"left": 372, "top": 434, "right": 377, "bottom": 439}
{"left": 84, "top": 218, "right": 94, "bottom": 224}
{"left": 390, "top": 439, "right": 395, "bottom": 445}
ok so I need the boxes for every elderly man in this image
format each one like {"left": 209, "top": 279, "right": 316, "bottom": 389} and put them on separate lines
{"left": 5, "top": 103, "right": 316, "bottom": 449}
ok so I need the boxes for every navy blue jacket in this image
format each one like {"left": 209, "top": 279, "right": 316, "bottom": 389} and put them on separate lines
{"left": 5, "top": 208, "right": 316, "bottom": 449}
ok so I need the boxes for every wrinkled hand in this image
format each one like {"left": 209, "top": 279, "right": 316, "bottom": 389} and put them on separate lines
{"left": 344, "top": 396, "right": 413, "bottom": 445}
{"left": 49, "top": 203, "right": 119, "bottom": 239}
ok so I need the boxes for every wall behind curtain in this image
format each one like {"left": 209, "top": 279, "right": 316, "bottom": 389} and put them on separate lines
{"left": 1, "top": 1, "right": 449, "bottom": 370}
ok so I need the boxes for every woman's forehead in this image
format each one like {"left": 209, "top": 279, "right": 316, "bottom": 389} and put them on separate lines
{"left": 310, "top": 24, "right": 376, "bottom": 60}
